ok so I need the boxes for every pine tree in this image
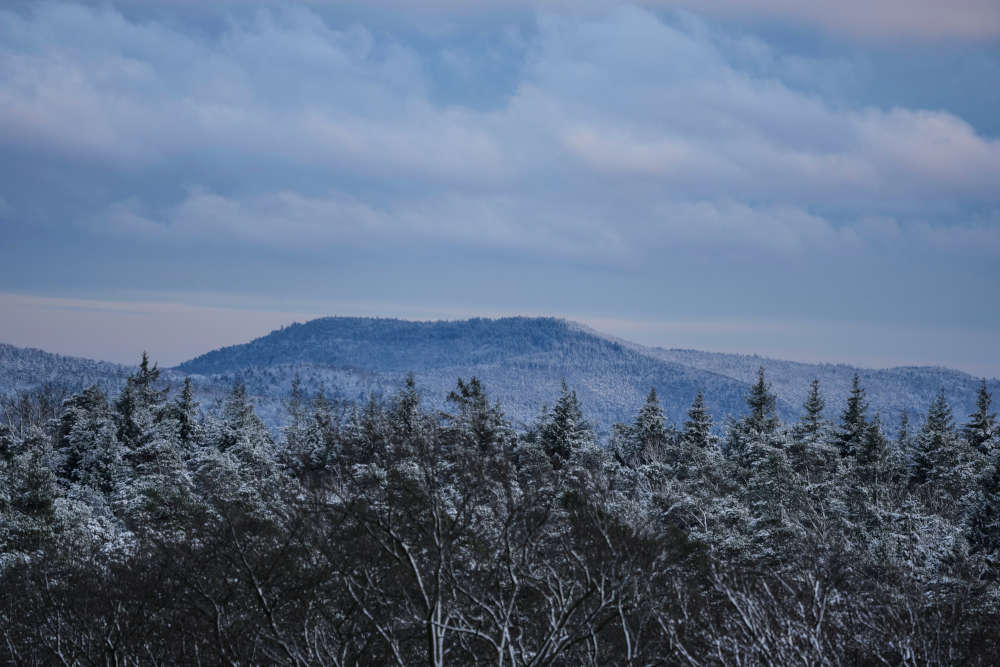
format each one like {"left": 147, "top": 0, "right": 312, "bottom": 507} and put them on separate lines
{"left": 115, "top": 352, "right": 168, "bottom": 451}
{"left": 392, "top": 374, "right": 422, "bottom": 441}
{"left": 897, "top": 409, "right": 911, "bottom": 450}
{"left": 795, "top": 379, "right": 826, "bottom": 442}
{"left": 682, "top": 390, "right": 714, "bottom": 450}
{"left": 539, "top": 380, "right": 594, "bottom": 470}
{"left": 745, "top": 366, "right": 779, "bottom": 436}
{"left": 856, "top": 414, "right": 890, "bottom": 476}
{"left": 968, "top": 456, "right": 1000, "bottom": 574}
{"left": 834, "top": 374, "right": 868, "bottom": 458}
{"left": 911, "top": 390, "right": 956, "bottom": 487}
{"left": 619, "top": 387, "right": 670, "bottom": 465}
{"left": 446, "top": 377, "right": 511, "bottom": 456}
{"left": 57, "top": 385, "right": 110, "bottom": 481}
{"left": 173, "top": 377, "right": 201, "bottom": 450}
{"left": 56, "top": 387, "right": 125, "bottom": 495}
{"left": 964, "top": 380, "right": 997, "bottom": 456}
{"left": 216, "top": 382, "right": 270, "bottom": 452}
{"left": 283, "top": 374, "right": 314, "bottom": 461}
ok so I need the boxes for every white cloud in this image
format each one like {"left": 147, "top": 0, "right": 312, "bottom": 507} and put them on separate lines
{"left": 338, "top": 0, "right": 1000, "bottom": 40}
{"left": 3, "top": 3, "right": 999, "bottom": 205}
{"left": 4, "top": 2, "right": 1000, "bottom": 320}
{"left": 665, "top": 0, "right": 1000, "bottom": 40}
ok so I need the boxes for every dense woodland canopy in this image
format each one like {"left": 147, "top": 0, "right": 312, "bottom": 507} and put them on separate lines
{"left": 2, "top": 354, "right": 1000, "bottom": 664}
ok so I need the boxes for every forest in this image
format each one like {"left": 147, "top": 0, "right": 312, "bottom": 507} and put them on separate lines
{"left": 2, "top": 353, "right": 1000, "bottom": 665}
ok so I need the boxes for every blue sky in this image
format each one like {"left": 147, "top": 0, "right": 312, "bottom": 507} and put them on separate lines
{"left": 1, "top": 1, "right": 998, "bottom": 374}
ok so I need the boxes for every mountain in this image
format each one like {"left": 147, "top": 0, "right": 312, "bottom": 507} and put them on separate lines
{"left": 629, "top": 345, "right": 998, "bottom": 434}
{"left": 177, "top": 317, "right": 760, "bottom": 432}
{"left": 0, "top": 343, "right": 133, "bottom": 395}
{"left": 2, "top": 317, "right": 995, "bottom": 435}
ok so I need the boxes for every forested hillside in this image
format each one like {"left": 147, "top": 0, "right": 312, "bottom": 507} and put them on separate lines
{"left": 2, "top": 355, "right": 999, "bottom": 664}
{"left": 639, "top": 344, "right": 999, "bottom": 433}
{"left": 178, "top": 317, "right": 759, "bottom": 432}
{"left": 1, "top": 317, "right": 995, "bottom": 436}
{"left": 0, "top": 344, "right": 133, "bottom": 396}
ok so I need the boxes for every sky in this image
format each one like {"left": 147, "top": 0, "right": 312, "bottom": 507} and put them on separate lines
{"left": 0, "top": 1, "right": 998, "bottom": 375}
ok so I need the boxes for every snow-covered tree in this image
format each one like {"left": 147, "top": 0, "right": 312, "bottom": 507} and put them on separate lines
{"left": 536, "top": 380, "right": 595, "bottom": 470}
{"left": 682, "top": 389, "right": 715, "bottom": 450}
{"left": 745, "top": 366, "right": 779, "bottom": 436}
{"left": 911, "top": 391, "right": 957, "bottom": 487}
{"left": 964, "top": 379, "right": 997, "bottom": 456}
{"left": 795, "top": 378, "right": 827, "bottom": 443}
{"left": 968, "top": 456, "right": 1000, "bottom": 577}
{"left": 616, "top": 387, "right": 671, "bottom": 466}
{"left": 833, "top": 374, "right": 868, "bottom": 458}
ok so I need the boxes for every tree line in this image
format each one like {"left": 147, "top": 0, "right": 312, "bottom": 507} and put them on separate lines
{"left": 2, "top": 354, "right": 999, "bottom": 664}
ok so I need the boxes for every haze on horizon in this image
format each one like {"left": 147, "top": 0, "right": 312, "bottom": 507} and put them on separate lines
{"left": 1, "top": 1, "right": 998, "bottom": 375}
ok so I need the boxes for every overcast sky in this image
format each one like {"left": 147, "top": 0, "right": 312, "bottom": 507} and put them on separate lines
{"left": 1, "top": 1, "right": 998, "bottom": 375}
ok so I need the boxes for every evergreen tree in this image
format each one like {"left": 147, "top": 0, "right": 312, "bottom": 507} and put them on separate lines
{"left": 216, "top": 382, "right": 271, "bottom": 453}
{"left": 897, "top": 409, "right": 911, "bottom": 450}
{"left": 745, "top": 367, "right": 779, "bottom": 436}
{"left": 834, "top": 374, "right": 868, "bottom": 458}
{"left": 856, "top": 414, "right": 891, "bottom": 480}
{"left": 57, "top": 385, "right": 110, "bottom": 481}
{"left": 910, "top": 391, "right": 957, "bottom": 487}
{"left": 618, "top": 387, "right": 670, "bottom": 465}
{"left": 968, "top": 457, "right": 1000, "bottom": 575}
{"left": 445, "top": 377, "right": 511, "bottom": 456}
{"left": 963, "top": 380, "right": 997, "bottom": 456}
{"left": 538, "top": 380, "right": 594, "bottom": 470}
{"left": 795, "top": 379, "right": 826, "bottom": 442}
{"left": 115, "top": 352, "right": 168, "bottom": 451}
{"left": 682, "top": 390, "right": 714, "bottom": 450}
{"left": 391, "top": 374, "right": 422, "bottom": 441}
{"left": 172, "top": 377, "right": 201, "bottom": 450}
{"left": 283, "top": 374, "right": 314, "bottom": 460}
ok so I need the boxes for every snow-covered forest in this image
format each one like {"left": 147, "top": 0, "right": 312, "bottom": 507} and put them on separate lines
{"left": 2, "top": 353, "right": 999, "bottom": 664}
{"left": 4, "top": 317, "right": 996, "bottom": 438}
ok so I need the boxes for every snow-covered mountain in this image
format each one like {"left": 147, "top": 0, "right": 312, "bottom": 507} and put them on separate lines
{"left": 1, "top": 317, "right": 995, "bottom": 434}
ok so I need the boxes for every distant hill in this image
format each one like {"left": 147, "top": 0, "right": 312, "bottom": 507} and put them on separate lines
{"left": 0, "top": 343, "right": 133, "bottom": 396}
{"left": 630, "top": 345, "right": 999, "bottom": 434}
{"left": 177, "top": 317, "right": 760, "bottom": 432}
{"left": 2, "top": 317, "right": 996, "bottom": 436}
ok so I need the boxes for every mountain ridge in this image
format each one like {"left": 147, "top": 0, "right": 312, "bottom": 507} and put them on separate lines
{"left": 2, "top": 316, "right": 996, "bottom": 434}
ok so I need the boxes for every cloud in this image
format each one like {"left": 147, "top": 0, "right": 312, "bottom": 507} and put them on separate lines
{"left": 4, "top": 3, "right": 999, "bottom": 206}
{"left": 0, "top": 1, "right": 998, "bottom": 374}
{"left": 664, "top": 0, "right": 1000, "bottom": 40}
{"left": 290, "top": 0, "right": 1000, "bottom": 39}
{"left": 15, "top": 2, "right": 988, "bottom": 266}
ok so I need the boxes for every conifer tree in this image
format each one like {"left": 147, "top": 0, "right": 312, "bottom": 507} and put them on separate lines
{"left": 856, "top": 414, "right": 890, "bottom": 476}
{"left": 55, "top": 387, "right": 125, "bottom": 495}
{"left": 620, "top": 387, "right": 670, "bottom": 465}
{"left": 392, "top": 374, "right": 422, "bottom": 441}
{"left": 283, "top": 374, "right": 314, "bottom": 462}
{"left": 834, "top": 374, "right": 868, "bottom": 458}
{"left": 115, "top": 352, "right": 168, "bottom": 451}
{"left": 539, "top": 380, "right": 594, "bottom": 470}
{"left": 964, "top": 380, "right": 997, "bottom": 456}
{"left": 173, "top": 377, "right": 201, "bottom": 450}
{"left": 968, "top": 457, "right": 1000, "bottom": 575}
{"left": 682, "top": 390, "right": 714, "bottom": 450}
{"left": 446, "top": 377, "right": 511, "bottom": 455}
{"left": 795, "top": 378, "right": 826, "bottom": 442}
{"left": 215, "top": 382, "right": 272, "bottom": 455}
{"left": 745, "top": 366, "right": 779, "bottom": 436}
{"left": 897, "top": 409, "right": 910, "bottom": 450}
{"left": 911, "top": 390, "right": 956, "bottom": 487}
{"left": 57, "top": 385, "right": 110, "bottom": 481}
